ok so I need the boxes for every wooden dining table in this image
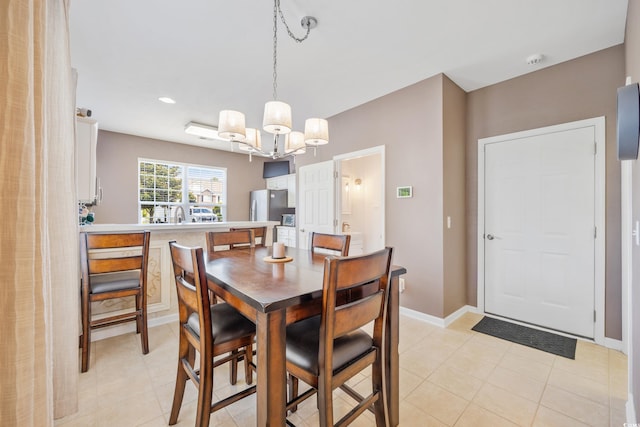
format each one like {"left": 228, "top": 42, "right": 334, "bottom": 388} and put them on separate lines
{"left": 205, "top": 246, "right": 406, "bottom": 426}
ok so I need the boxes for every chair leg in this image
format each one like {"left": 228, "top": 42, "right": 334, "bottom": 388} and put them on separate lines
{"left": 230, "top": 349, "right": 238, "bottom": 385}
{"left": 81, "top": 298, "right": 91, "bottom": 373}
{"left": 371, "top": 354, "right": 387, "bottom": 427}
{"left": 168, "top": 361, "right": 189, "bottom": 425}
{"left": 244, "top": 342, "right": 253, "bottom": 385}
{"left": 196, "top": 348, "right": 214, "bottom": 427}
{"left": 138, "top": 292, "right": 149, "bottom": 354}
{"left": 288, "top": 375, "right": 299, "bottom": 413}
{"left": 317, "top": 377, "right": 333, "bottom": 427}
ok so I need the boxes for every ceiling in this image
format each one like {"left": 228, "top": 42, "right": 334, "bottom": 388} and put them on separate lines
{"left": 69, "top": 0, "right": 629, "bottom": 154}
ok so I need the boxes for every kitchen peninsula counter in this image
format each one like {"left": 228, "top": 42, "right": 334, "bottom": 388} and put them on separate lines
{"left": 80, "top": 220, "right": 279, "bottom": 233}
{"left": 79, "top": 221, "right": 278, "bottom": 341}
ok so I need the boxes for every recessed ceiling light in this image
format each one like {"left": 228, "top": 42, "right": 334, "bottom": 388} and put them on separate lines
{"left": 158, "top": 97, "right": 176, "bottom": 104}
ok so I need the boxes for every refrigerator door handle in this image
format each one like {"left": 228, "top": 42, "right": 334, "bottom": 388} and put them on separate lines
{"left": 250, "top": 198, "right": 257, "bottom": 221}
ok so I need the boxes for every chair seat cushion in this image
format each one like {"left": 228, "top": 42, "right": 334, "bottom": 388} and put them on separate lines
{"left": 286, "top": 315, "right": 373, "bottom": 376}
{"left": 90, "top": 271, "right": 140, "bottom": 294}
{"left": 187, "top": 303, "right": 255, "bottom": 344}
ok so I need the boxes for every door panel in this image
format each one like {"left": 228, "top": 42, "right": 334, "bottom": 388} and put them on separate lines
{"left": 484, "top": 126, "right": 595, "bottom": 338}
{"left": 298, "top": 161, "right": 335, "bottom": 250}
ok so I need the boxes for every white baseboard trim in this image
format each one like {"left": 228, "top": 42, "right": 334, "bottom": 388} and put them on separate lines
{"left": 399, "top": 305, "right": 478, "bottom": 328}
{"left": 90, "top": 313, "right": 178, "bottom": 342}
{"left": 628, "top": 393, "right": 637, "bottom": 424}
{"left": 399, "top": 305, "right": 624, "bottom": 352}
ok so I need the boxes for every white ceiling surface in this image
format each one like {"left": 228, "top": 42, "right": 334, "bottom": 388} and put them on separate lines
{"left": 70, "top": 0, "right": 628, "bottom": 153}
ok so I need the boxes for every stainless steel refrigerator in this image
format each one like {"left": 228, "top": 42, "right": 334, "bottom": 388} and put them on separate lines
{"left": 249, "top": 189, "right": 292, "bottom": 222}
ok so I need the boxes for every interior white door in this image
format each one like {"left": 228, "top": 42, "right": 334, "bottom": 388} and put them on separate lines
{"left": 297, "top": 160, "right": 335, "bottom": 250}
{"left": 484, "top": 126, "right": 596, "bottom": 338}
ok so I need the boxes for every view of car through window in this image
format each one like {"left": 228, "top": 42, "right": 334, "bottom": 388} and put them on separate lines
{"left": 189, "top": 207, "right": 216, "bottom": 222}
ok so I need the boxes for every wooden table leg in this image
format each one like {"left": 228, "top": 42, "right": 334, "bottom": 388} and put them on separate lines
{"left": 256, "top": 309, "right": 287, "bottom": 426}
{"left": 386, "top": 271, "right": 403, "bottom": 427}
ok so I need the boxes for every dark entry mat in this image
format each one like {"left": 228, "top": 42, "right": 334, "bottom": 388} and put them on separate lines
{"left": 472, "top": 316, "right": 577, "bottom": 359}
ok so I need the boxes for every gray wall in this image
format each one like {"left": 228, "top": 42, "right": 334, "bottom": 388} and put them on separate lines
{"left": 466, "top": 45, "right": 625, "bottom": 339}
{"left": 296, "top": 74, "right": 465, "bottom": 318}
{"left": 442, "top": 76, "right": 468, "bottom": 316}
{"left": 625, "top": 0, "right": 640, "bottom": 418}
{"left": 91, "top": 130, "right": 267, "bottom": 223}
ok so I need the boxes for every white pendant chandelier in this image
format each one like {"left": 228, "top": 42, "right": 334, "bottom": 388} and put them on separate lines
{"left": 217, "top": 0, "right": 328, "bottom": 161}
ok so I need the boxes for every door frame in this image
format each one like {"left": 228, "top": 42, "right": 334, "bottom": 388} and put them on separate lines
{"left": 477, "top": 117, "right": 606, "bottom": 344}
{"left": 334, "top": 145, "right": 386, "bottom": 246}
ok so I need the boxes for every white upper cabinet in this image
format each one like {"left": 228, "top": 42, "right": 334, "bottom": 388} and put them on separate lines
{"left": 76, "top": 117, "right": 99, "bottom": 203}
{"left": 266, "top": 175, "right": 288, "bottom": 190}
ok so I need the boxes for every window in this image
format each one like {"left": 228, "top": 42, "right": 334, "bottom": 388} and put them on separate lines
{"left": 138, "top": 159, "right": 226, "bottom": 224}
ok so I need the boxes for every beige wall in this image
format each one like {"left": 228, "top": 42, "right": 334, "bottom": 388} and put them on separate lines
{"left": 442, "top": 76, "right": 468, "bottom": 316}
{"left": 91, "top": 130, "right": 267, "bottom": 223}
{"left": 296, "top": 74, "right": 468, "bottom": 319}
{"left": 625, "top": 0, "right": 640, "bottom": 418}
{"left": 466, "top": 45, "right": 625, "bottom": 339}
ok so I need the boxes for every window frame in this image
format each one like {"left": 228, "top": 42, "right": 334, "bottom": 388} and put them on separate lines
{"left": 137, "top": 158, "right": 227, "bottom": 224}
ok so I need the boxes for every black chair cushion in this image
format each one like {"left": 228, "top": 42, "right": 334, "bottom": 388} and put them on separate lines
{"left": 286, "top": 315, "right": 373, "bottom": 376}
{"left": 187, "top": 303, "right": 255, "bottom": 344}
{"left": 90, "top": 271, "right": 140, "bottom": 294}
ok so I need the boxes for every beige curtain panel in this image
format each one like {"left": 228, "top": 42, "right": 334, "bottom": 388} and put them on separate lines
{"left": 1, "top": 0, "right": 79, "bottom": 425}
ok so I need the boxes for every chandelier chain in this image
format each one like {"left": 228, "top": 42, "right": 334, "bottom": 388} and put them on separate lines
{"left": 276, "top": 0, "right": 311, "bottom": 43}
{"left": 272, "top": 0, "right": 278, "bottom": 100}
{"left": 272, "top": 0, "right": 311, "bottom": 101}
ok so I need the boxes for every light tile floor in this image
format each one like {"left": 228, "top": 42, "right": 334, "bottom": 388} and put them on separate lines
{"left": 55, "top": 312, "right": 628, "bottom": 427}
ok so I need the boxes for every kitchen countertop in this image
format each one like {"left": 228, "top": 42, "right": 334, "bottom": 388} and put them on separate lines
{"left": 79, "top": 221, "right": 279, "bottom": 233}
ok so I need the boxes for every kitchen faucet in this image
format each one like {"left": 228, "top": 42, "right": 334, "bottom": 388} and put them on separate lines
{"left": 173, "top": 206, "right": 186, "bottom": 224}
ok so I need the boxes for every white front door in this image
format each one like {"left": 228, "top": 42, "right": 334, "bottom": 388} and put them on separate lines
{"left": 483, "top": 124, "right": 597, "bottom": 338}
{"left": 297, "top": 160, "right": 335, "bottom": 250}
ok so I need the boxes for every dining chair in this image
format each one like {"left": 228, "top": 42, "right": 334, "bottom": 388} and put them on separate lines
{"left": 168, "top": 241, "right": 256, "bottom": 427}
{"left": 230, "top": 226, "right": 267, "bottom": 247}
{"left": 285, "top": 247, "right": 393, "bottom": 427}
{"left": 205, "top": 229, "right": 255, "bottom": 255}
{"left": 310, "top": 232, "right": 351, "bottom": 256}
{"left": 79, "top": 230, "right": 150, "bottom": 373}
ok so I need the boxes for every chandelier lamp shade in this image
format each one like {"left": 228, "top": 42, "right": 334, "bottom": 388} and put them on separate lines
{"left": 215, "top": 0, "right": 328, "bottom": 161}
{"left": 238, "top": 128, "right": 262, "bottom": 152}
{"left": 263, "top": 101, "right": 292, "bottom": 135}
{"left": 217, "top": 110, "right": 246, "bottom": 141}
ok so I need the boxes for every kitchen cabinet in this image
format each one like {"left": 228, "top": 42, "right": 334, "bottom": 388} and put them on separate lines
{"left": 266, "top": 173, "right": 296, "bottom": 207}
{"left": 76, "top": 117, "right": 100, "bottom": 204}
{"left": 276, "top": 226, "right": 297, "bottom": 248}
{"left": 266, "top": 175, "right": 287, "bottom": 190}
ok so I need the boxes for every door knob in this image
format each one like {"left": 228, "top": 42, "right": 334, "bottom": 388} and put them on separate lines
{"left": 486, "top": 234, "right": 495, "bottom": 240}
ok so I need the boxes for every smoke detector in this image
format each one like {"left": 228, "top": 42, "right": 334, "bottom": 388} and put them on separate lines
{"left": 526, "top": 53, "right": 544, "bottom": 65}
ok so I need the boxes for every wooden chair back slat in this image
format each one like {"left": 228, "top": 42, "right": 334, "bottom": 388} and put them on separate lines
{"left": 206, "top": 230, "right": 255, "bottom": 254}
{"left": 88, "top": 256, "right": 143, "bottom": 274}
{"left": 333, "top": 292, "right": 384, "bottom": 338}
{"left": 230, "top": 226, "right": 267, "bottom": 247}
{"left": 310, "top": 232, "right": 350, "bottom": 256}
{"left": 86, "top": 232, "right": 147, "bottom": 249}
